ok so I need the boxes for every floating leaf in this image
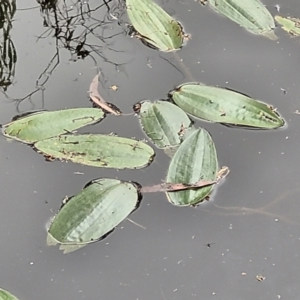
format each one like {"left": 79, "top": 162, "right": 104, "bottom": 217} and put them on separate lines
{"left": 206, "top": 0, "right": 277, "bottom": 40}
{"left": 170, "top": 83, "right": 284, "bottom": 129}
{"left": 163, "top": 125, "right": 198, "bottom": 157}
{"left": 0, "top": 288, "right": 19, "bottom": 300}
{"left": 2, "top": 108, "right": 105, "bottom": 144}
{"left": 126, "top": 0, "right": 186, "bottom": 51}
{"left": 134, "top": 100, "right": 192, "bottom": 148}
{"left": 166, "top": 128, "right": 218, "bottom": 206}
{"left": 275, "top": 15, "right": 300, "bottom": 36}
{"left": 47, "top": 178, "right": 141, "bottom": 253}
{"left": 88, "top": 74, "right": 121, "bottom": 115}
{"left": 34, "top": 134, "right": 154, "bottom": 169}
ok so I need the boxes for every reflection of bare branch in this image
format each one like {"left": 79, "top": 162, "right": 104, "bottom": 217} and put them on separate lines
{"left": 0, "top": 0, "right": 17, "bottom": 91}
{"left": 0, "top": 0, "right": 16, "bottom": 31}
{"left": 8, "top": 0, "right": 134, "bottom": 109}
{"left": 12, "top": 49, "right": 60, "bottom": 111}
{"left": 36, "top": 0, "right": 117, "bottom": 62}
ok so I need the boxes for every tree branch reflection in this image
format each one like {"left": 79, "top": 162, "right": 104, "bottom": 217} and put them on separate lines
{"left": 10, "top": 0, "right": 131, "bottom": 110}
{"left": 0, "top": 0, "right": 17, "bottom": 91}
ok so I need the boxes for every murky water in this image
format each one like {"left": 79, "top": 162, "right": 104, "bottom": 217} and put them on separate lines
{"left": 1, "top": 0, "right": 300, "bottom": 299}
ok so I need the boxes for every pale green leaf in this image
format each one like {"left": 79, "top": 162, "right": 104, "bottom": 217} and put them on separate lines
{"left": 126, "top": 0, "right": 186, "bottom": 51}
{"left": 170, "top": 83, "right": 285, "bottom": 129}
{"left": 47, "top": 178, "right": 141, "bottom": 253}
{"left": 2, "top": 108, "right": 105, "bottom": 144}
{"left": 166, "top": 128, "right": 218, "bottom": 206}
{"left": 207, "top": 0, "right": 277, "bottom": 40}
{"left": 34, "top": 134, "right": 155, "bottom": 169}
{"left": 135, "top": 100, "right": 192, "bottom": 148}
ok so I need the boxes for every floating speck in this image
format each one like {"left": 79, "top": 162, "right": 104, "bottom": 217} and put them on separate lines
{"left": 256, "top": 274, "right": 266, "bottom": 282}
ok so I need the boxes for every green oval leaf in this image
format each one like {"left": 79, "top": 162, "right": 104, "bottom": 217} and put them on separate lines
{"left": 166, "top": 128, "right": 218, "bottom": 206}
{"left": 47, "top": 178, "right": 141, "bottom": 253}
{"left": 275, "top": 15, "right": 300, "bottom": 36}
{"left": 2, "top": 108, "right": 105, "bottom": 144}
{"left": 0, "top": 288, "right": 19, "bottom": 300}
{"left": 170, "top": 83, "right": 285, "bottom": 129}
{"left": 134, "top": 100, "right": 192, "bottom": 148}
{"left": 126, "top": 0, "right": 186, "bottom": 51}
{"left": 34, "top": 134, "right": 155, "bottom": 169}
{"left": 206, "top": 0, "right": 277, "bottom": 40}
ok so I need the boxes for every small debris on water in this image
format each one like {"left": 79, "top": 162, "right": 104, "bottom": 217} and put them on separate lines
{"left": 280, "top": 87, "right": 286, "bottom": 94}
{"left": 256, "top": 274, "right": 266, "bottom": 282}
{"left": 109, "top": 85, "right": 118, "bottom": 91}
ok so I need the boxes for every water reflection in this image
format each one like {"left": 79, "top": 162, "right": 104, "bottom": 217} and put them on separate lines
{"left": 9, "top": 0, "right": 130, "bottom": 109}
{"left": 0, "top": 0, "right": 16, "bottom": 91}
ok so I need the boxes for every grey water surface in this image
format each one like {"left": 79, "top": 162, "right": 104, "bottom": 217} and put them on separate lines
{"left": 1, "top": 0, "right": 300, "bottom": 299}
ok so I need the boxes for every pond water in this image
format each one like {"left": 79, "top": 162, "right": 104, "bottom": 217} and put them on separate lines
{"left": 1, "top": 0, "right": 300, "bottom": 299}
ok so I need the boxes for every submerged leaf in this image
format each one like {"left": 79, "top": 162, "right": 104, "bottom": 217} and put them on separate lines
{"left": 0, "top": 288, "right": 19, "bottom": 300}
{"left": 166, "top": 128, "right": 218, "bottom": 206}
{"left": 170, "top": 83, "right": 284, "bottom": 129}
{"left": 275, "top": 15, "right": 300, "bottom": 36}
{"left": 206, "top": 0, "right": 277, "bottom": 40}
{"left": 34, "top": 134, "right": 155, "bottom": 169}
{"left": 126, "top": 0, "right": 186, "bottom": 51}
{"left": 134, "top": 100, "right": 192, "bottom": 148}
{"left": 2, "top": 108, "right": 105, "bottom": 143}
{"left": 47, "top": 178, "right": 141, "bottom": 253}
